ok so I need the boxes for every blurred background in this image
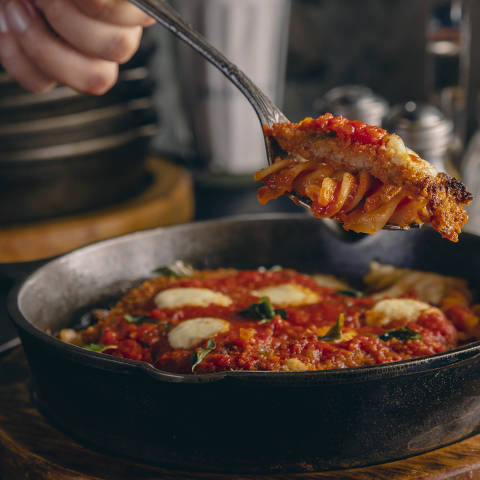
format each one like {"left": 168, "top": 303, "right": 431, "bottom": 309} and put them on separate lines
{"left": 1, "top": 0, "right": 480, "bottom": 264}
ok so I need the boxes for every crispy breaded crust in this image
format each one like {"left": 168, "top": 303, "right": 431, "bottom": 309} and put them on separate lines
{"left": 266, "top": 115, "right": 473, "bottom": 242}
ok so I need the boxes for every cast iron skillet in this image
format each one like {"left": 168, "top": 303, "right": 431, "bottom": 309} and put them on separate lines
{"left": 7, "top": 214, "right": 480, "bottom": 473}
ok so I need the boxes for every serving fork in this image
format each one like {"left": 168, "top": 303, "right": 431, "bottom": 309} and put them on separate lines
{"left": 128, "top": 0, "right": 417, "bottom": 231}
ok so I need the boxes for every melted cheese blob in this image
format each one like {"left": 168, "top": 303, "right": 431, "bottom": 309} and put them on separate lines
{"left": 58, "top": 328, "right": 83, "bottom": 346}
{"left": 366, "top": 298, "right": 438, "bottom": 327}
{"left": 285, "top": 358, "right": 309, "bottom": 371}
{"left": 252, "top": 283, "right": 320, "bottom": 307}
{"left": 154, "top": 287, "right": 232, "bottom": 309}
{"left": 168, "top": 317, "right": 230, "bottom": 349}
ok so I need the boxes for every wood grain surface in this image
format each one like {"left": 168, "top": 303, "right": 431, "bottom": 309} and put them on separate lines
{"left": 0, "top": 157, "right": 194, "bottom": 262}
{"left": 1, "top": 347, "right": 480, "bottom": 479}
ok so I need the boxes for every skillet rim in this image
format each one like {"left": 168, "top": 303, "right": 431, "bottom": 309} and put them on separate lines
{"left": 8, "top": 213, "right": 480, "bottom": 385}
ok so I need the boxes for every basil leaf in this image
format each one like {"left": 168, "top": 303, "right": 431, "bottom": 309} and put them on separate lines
{"left": 191, "top": 338, "right": 216, "bottom": 372}
{"left": 124, "top": 314, "right": 151, "bottom": 324}
{"left": 84, "top": 344, "right": 118, "bottom": 353}
{"left": 378, "top": 325, "right": 422, "bottom": 342}
{"left": 318, "top": 313, "right": 345, "bottom": 342}
{"left": 335, "top": 289, "right": 363, "bottom": 298}
{"left": 238, "top": 297, "right": 275, "bottom": 319}
{"left": 237, "top": 297, "right": 288, "bottom": 324}
{"left": 153, "top": 260, "right": 194, "bottom": 277}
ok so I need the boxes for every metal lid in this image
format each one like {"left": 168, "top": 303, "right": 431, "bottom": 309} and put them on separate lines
{"left": 384, "top": 101, "right": 453, "bottom": 155}
{"left": 315, "top": 85, "right": 389, "bottom": 127}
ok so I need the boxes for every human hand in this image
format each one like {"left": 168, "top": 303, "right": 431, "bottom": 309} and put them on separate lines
{"left": 0, "top": 0, "right": 154, "bottom": 94}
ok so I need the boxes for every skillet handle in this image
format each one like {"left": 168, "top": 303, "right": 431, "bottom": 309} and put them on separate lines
{"left": 0, "top": 257, "right": 55, "bottom": 283}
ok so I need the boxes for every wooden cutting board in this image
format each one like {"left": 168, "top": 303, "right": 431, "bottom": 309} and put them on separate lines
{"left": 1, "top": 347, "right": 480, "bottom": 480}
{"left": 0, "top": 157, "right": 194, "bottom": 262}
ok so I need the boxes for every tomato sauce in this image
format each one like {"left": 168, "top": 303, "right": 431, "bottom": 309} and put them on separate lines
{"left": 74, "top": 269, "right": 466, "bottom": 374}
{"left": 297, "top": 113, "right": 388, "bottom": 145}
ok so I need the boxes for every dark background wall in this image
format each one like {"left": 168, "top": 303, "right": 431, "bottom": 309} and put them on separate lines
{"left": 284, "top": 0, "right": 429, "bottom": 121}
{"left": 467, "top": 0, "right": 480, "bottom": 135}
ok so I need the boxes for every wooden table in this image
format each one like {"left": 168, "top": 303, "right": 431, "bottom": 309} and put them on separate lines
{"left": 1, "top": 347, "right": 480, "bottom": 480}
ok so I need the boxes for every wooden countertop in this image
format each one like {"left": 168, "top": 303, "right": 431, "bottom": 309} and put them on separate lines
{"left": 1, "top": 347, "right": 480, "bottom": 480}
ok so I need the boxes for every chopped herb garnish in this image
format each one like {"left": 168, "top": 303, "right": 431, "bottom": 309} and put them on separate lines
{"left": 84, "top": 344, "right": 118, "bottom": 353}
{"left": 335, "top": 288, "right": 363, "bottom": 298}
{"left": 153, "top": 260, "right": 194, "bottom": 277}
{"left": 378, "top": 325, "right": 422, "bottom": 342}
{"left": 124, "top": 314, "right": 152, "bottom": 324}
{"left": 318, "top": 313, "right": 345, "bottom": 342}
{"left": 237, "top": 297, "right": 288, "bottom": 324}
{"left": 191, "top": 338, "right": 216, "bottom": 372}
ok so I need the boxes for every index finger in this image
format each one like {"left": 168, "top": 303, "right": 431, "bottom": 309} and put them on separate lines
{"left": 70, "top": 0, "right": 154, "bottom": 27}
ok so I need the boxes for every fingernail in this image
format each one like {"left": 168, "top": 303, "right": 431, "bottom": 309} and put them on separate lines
{"left": 143, "top": 16, "right": 155, "bottom": 27}
{"left": 0, "top": 9, "right": 8, "bottom": 33}
{"left": 5, "top": 0, "right": 35, "bottom": 33}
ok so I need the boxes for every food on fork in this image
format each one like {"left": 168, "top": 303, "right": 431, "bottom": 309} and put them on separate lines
{"left": 254, "top": 114, "right": 472, "bottom": 242}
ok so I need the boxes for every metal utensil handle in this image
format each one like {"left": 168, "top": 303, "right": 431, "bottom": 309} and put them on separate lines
{"left": 129, "top": 0, "right": 287, "bottom": 127}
